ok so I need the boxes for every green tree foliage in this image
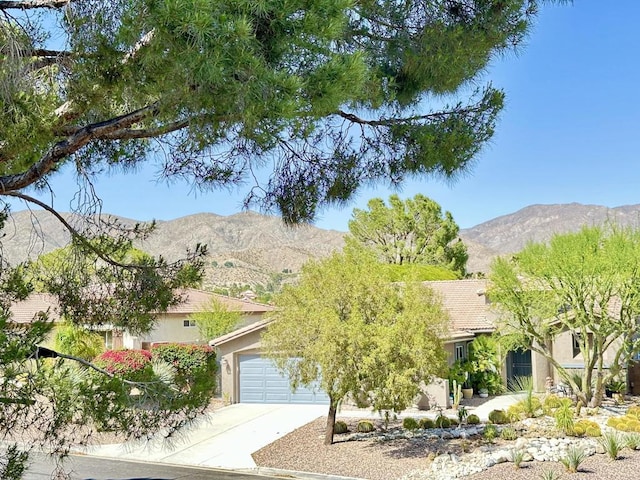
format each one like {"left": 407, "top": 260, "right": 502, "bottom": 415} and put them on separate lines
{"left": 0, "top": 0, "right": 563, "bottom": 474}
{"left": 0, "top": 1, "right": 556, "bottom": 225}
{"left": 189, "top": 297, "right": 243, "bottom": 341}
{"left": 261, "top": 250, "right": 449, "bottom": 445}
{"left": 467, "top": 334, "right": 505, "bottom": 395}
{"left": 151, "top": 343, "right": 217, "bottom": 397}
{"left": 0, "top": 315, "right": 217, "bottom": 478}
{"left": 53, "top": 322, "right": 105, "bottom": 361}
{"left": 347, "top": 194, "right": 468, "bottom": 276}
{"left": 489, "top": 225, "right": 640, "bottom": 407}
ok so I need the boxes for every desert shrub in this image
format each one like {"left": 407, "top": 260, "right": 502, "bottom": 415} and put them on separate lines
{"left": 560, "top": 445, "right": 587, "bottom": 473}
{"left": 403, "top": 417, "right": 419, "bottom": 430}
{"left": 488, "top": 409, "right": 509, "bottom": 425}
{"left": 151, "top": 343, "right": 216, "bottom": 375}
{"left": 508, "top": 397, "right": 543, "bottom": 420}
{"left": 483, "top": 424, "right": 498, "bottom": 441}
{"left": 54, "top": 322, "right": 105, "bottom": 361}
{"left": 419, "top": 418, "right": 435, "bottom": 429}
{"left": 600, "top": 431, "right": 624, "bottom": 460}
{"left": 357, "top": 420, "right": 375, "bottom": 433}
{"left": 501, "top": 426, "right": 518, "bottom": 440}
{"left": 467, "top": 414, "right": 480, "bottom": 425}
{"left": 449, "top": 418, "right": 459, "bottom": 427}
{"left": 434, "top": 415, "right": 451, "bottom": 428}
{"left": 508, "top": 375, "right": 542, "bottom": 418}
{"left": 151, "top": 343, "right": 217, "bottom": 393}
{"left": 94, "top": 349, "right": 154, "bottom": 382}
{"left": 334, "top": 420, "right": 348, "bottom": 434}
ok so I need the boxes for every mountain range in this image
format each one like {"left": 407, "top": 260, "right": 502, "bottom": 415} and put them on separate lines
{"left": 4, "top": 202, "right": 640, "bottom": 287}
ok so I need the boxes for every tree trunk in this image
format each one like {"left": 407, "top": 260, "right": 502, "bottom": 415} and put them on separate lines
{"left": 324, "top": 400, "right": 338, "bottom": 446}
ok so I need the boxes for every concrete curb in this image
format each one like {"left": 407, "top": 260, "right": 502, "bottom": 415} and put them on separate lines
{"left": 255, "top": 467, "right": 365, "bottom": 480}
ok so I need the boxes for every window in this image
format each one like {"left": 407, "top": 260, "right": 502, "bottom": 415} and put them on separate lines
{"left": 572, "top": 334, "right": 581, "bottom": 358}
{"left": 183, "top": 319, "right": 196, "bottom": 328}
{"left": 99, "top": 330, "right": 113, "bottom": 349}
{"left": 454, "top": 343, "right": 466, "bottom": 361}
{"left": 572, "top": 332, "right": 593, "bottom": 358}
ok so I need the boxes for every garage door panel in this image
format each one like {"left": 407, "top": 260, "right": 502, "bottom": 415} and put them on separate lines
{"left": 239, "top": 354, "right": 329, "bottom": 404}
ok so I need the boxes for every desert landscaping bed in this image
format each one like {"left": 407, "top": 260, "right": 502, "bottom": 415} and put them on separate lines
{"left": 253, "top": 398, "right": 640, "bottom": 480}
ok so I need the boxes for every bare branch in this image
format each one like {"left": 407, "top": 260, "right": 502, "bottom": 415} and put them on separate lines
{"left": 4, "top": 191, "right": 152, "bottom": 271}
{"left": 336, "top": 106, "right": 481, "bottom": 127}
{"left": 32, "top": 346, "right": 167, "bottom": 387}
{"left": 0, "top": 0, "right": 69, "bottom": 9}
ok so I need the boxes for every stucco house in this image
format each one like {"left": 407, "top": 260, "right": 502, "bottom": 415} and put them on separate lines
{"left": 211, "top": 278, "right": 640, "bottom": 406}
{"left": 9, "top": 288, "right": 274, "bottom": 351}
{"left": 211, "top": 279, "right": 506, "bottom": 406}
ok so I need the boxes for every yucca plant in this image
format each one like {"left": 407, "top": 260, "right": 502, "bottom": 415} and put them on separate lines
{"left": 600, "top": 431, "right": 624, "bottom": 460}
{"left": 508, "top": 375, "right": 541, "bottom": 418}
{"left": 510, "top": 449, "right": 525, "bottom": 468}
{"left": 539, "top": 469, "right": 561, "bottom": 480}
{"left": 554, "top": 400, "right": 575, "bottom": 435}
{"left": 624, "top": 432, "right": 640, "bottom": 450}
{"left": 560, "top": 445, "right": 587, "bottom": 473}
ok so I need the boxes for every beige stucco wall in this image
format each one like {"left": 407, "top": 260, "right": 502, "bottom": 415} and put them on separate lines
{"left": 216, "top": 328, "right": 264, "bottom": 403}
{"left": 551, "top": 330, "right": 622, "bottom": 368}
{"left": 123, "top": 312, "right": 265, "bottom": 350}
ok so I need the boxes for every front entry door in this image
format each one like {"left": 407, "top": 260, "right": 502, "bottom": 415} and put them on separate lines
{"left": 507, "top": 349, "right": 532, "bottom": 381}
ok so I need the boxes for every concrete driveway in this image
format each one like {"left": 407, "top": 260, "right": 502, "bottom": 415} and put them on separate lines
{"left": 85, "top": 403, "right": 328, "bottom": 469}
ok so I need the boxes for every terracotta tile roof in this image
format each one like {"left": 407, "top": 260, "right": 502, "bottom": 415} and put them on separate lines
{"left": 166, "top": 289, "right": 275, "bottom": 315}
{"left": 8, "top": 288, "right": 274, "bottom": 324}
{"left": 424, "top": 279, "right": 496, "bottom": 332}
{"left": 10, "top": 293, "right": 61, "bottom": 324}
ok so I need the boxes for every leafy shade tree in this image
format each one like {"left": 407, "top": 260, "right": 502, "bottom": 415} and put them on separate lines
{"left": 489, "top": 226, "right": 640, "bottom": 407}
{"left": 190, "top": 297, "right": 243, "bottom": 341}
{"left": 347, "top": 194, "right": 468, "bottom": 276}
{"left": 261, "top": 251, "right": 449, "bottom": 445}
{"left": 379, "top": 263, "right": 459, "bottom": 282}
{"left": 53, "top": 322, "right": 105, "bottom": 361}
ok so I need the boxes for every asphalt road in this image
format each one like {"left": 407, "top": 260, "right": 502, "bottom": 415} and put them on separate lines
{"left": 23, "top": 453, "right": 282, "bottom": 480}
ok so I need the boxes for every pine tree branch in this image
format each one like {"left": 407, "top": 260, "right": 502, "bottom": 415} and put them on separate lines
{"left": 0, "top": 0, "right": 70, "bottom": 9}
{"left": 0, "top": 103, "right": 159, "bottom": 193}
{"left": 31, "top": 346, "right": 166, "bottom": 387}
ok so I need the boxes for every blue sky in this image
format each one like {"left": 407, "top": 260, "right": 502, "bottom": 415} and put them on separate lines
{"left": 26, "top": 1, "right": 640, "bottom": 232}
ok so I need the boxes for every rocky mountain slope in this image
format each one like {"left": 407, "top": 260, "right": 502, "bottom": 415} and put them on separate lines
{"left": 4, "top": 203, "right": 640, "bottom": 286}
{"left": 1, "top": 210, "right": 346, "bottom": 288}
{"left": 459, "top": 203, "right": 640, "bottom": 272}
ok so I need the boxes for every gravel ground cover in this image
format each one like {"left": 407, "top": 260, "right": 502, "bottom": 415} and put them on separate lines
{"left": 253, "top": 399, "right": 640, "bottom": 480}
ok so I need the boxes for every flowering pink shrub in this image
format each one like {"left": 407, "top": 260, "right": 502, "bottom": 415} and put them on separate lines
{"left": 94, "top": 349, "right": 153, "bottom": 381}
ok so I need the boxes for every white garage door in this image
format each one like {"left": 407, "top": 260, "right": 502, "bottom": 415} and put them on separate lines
{"left": 238, "top": 354, "right": 329, "bottom": 404}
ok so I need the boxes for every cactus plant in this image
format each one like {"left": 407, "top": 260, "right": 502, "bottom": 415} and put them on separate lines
{"left": 357, "top": 420, "right": 375, "bottom": 433}
{"left": 334, "top": 420, "right": 348, "bottom": 434}
{"left": 403, "top": 417, "right": 419, "bottom": 430}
